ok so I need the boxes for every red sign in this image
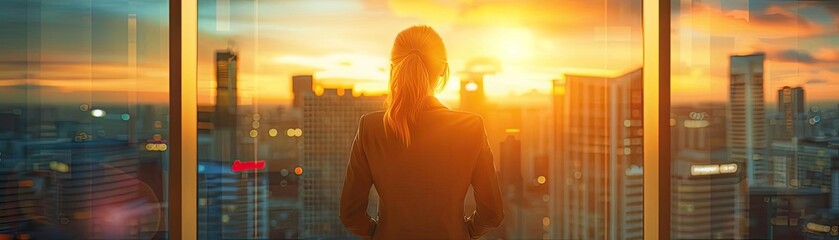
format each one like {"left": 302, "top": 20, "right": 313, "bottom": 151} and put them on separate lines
{"left": 231, "top": 160, "right": 265, "bottom": 172}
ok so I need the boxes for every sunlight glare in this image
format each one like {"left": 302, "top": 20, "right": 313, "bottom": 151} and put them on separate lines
{"left": 486, "top": 27, "right": 535, "bottom": 61}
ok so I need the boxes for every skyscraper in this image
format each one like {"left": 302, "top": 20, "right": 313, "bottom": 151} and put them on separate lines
{"left": 670, "top": 106, "right": 740, "bottom": 239}
{"left": 776, "top": 86, "right": 805, "bottom": 139}
{"left": 215, "top": 50, "right": 238, "bottom": 164}
{"left": 550, "top": 68, "right": 643, "bottom": 239}
{"left": 729, "top": 53, "right": 768, "bottom": 186}
{"left": 300, "top": 86, "right": 385, "bottom": 238}
{"left": 728, "top": 53, "right": 767, "bottom": 238}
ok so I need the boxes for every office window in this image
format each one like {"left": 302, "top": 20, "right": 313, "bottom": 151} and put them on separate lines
{"left": 0, "top": 0, "right": 170, "bottom": 239}
{"left": 670, "top": 0, "right": 839, "bottom": 239}
{"left": 196, "top": 0, "right": 643, "bottom": 239}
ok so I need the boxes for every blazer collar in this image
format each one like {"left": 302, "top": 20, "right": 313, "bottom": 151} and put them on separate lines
{"left": 423, "top": 97, "right": 448, "bottom": 110}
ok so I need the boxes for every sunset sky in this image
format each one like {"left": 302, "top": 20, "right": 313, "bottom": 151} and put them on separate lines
{"left": 672, "top": 0, "right": 839, "bottom": 104}
{"left": 196, "top": 0, "right": 642, "bottom": 105}
{"left": 1, "top": 0, "right": 838, "bottom": 106}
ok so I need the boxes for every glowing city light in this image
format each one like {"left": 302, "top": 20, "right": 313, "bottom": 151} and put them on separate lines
{"left": 286, "top": 128, "right": 303, "bottom": 137}
{"left": 691, "top": 165, "right": 719, "bottom": 176}
{"left": 719, "top": 163, "right": 738, "bottom": 173}
{"left": 690, "top": 163, "right": 738, "bottom": 176}
{"left": 465, "top": 82, "right": 479, "bottom": 92}
{"left": 249, "top": 129, "right": 258, "bottom": 138}
{"left": 50, "top": 161, "right": 70, "bottom": 173}
{"left": 91, "top": 109, "right": 106, "bottom": 118}
{"left": 294, "top": 166, "right": 303, "bottom": 176}
{"left": 683, "top": 120, "right": 710, "bottom": 128}
{"left": 121, "top": 113, "right": 131, "bottom": 121}
{"left": 811, "top": 115, "right": 822, "bottom": 125}
{"left": 806, "top": 222, "right": 831, "bottom": 233}
{"left": 231, "top": 160, "right": 266, "bottom": 172}
{"left": 269, "top": 128, "right": 278, "bottom": 137}
{"left": 688, "top": 112, "right": 707, "bottom": 120}
{"left": 537, "top": 175, "right": 546, "bottom": 184}
{"left": 145, "top": 139, "right": 168, "bottom": 151}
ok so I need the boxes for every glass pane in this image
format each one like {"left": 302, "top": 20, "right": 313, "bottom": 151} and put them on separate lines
{"left": 196, "top": 0, "right": 642, "bottom": 239}
{"left": 671, "top": 0, "right": 839, "bottom": 239}
{"left": 0, "top": 0, "right": 170, "bottom": 239}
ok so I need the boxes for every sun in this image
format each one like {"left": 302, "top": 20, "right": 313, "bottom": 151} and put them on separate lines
{"left": 485, "top": 27, "right": 535, "bottom": 61}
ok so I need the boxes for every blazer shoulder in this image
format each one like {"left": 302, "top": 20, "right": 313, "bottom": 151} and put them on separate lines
{"left": 359, "top": 111, "right": 386, "bottom": 127}
{"left": 444, "top": 110, "right": 484, "bottom": 125}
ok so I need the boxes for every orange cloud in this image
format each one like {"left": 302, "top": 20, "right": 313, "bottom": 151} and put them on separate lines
{"left": 678, "top": 3, "right": 823, "bottom": 38}
{"left": 812, "top": 48, "right": 839, "bottom": 62}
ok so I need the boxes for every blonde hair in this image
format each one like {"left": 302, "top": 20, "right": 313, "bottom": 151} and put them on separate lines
{"left": 384, "top": 25, "right": 450, "bottom": 146}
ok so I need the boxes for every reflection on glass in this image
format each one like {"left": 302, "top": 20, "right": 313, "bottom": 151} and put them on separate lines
{"left": 0, "top": 0, "right": 170, "bottom": 239}
{"left": 197, "top": 0, "right": 642, "bottom": 239}
{"left": 671, "top": 1, "right": 839, "bottom": 239}
{"left": 553, "top": 69, "right": 644, "bottom": 239}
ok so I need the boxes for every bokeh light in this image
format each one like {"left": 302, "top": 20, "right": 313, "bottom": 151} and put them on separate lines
{"left": 91, "top": 109, "right": 106, "bottom": 118}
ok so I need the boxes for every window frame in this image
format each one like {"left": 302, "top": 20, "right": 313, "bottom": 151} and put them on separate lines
{"left": 167, "top": 1, "right": 671, "bottom": 239}
{"left": 642, "top": 0, "right": 671, "bottom": 239}
{"left": 169, "top": 0, "right": 198, "bottom": 239}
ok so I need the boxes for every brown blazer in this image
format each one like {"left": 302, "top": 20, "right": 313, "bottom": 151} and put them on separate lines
{"left": 340, "top": 98, "right": 504, "bottom": 239}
